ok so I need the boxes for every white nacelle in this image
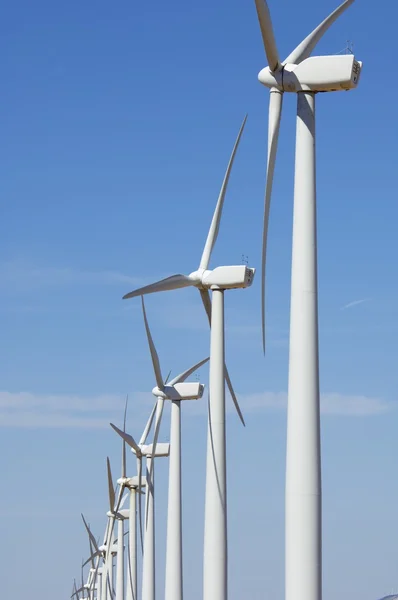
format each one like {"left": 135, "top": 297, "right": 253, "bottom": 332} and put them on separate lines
{"left": 171, "top": 381, "right": 204, "bottom": 400}
{"left": 259, "top": 54, "right": 362, "bottom": 93}
{"left": 153, "top": 381, "right": 204, "bottom": 401}
{"left": 202, "top": 265, "right": 255, "bottom": 289}
{"left": 142, "top": 442, "right": 170, "bottom": 457}
{"left": 118, "top": 509, "right": 130, "bottom": 519}
{"left": 117, "top": 474, "right": 147, "bottom": 487}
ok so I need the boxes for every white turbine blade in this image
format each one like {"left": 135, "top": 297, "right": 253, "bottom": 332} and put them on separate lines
{"left": 143, "top": 399, "right": 164, "bottom": 528}
{"left": 283, "top": 0, "right": 355, "bottom": 65}
{"left": 150, "top": 398, "right": 165, "bottom": 460}
{"left": 118, "top": 492, "right": 129, "bottom": 510}
{"left": 88, "top": 538, "right": 95, "bottom": 568}
{"left": 139, "top": 402, "right": 157, "bottom": 446}
{"left": 199, "top": 289, "right": 245, "bottom": 425}
{"left": 81, "top": 515, "right": 100, "bottom": 554}
{"left": 224, "top": 367, "right": 245, "bottom": 426}
{"left": 137, "top": 457, "right": 144, "bottom": 553}
{"left": 83, "top": 552, "right": 98, "bottom": 568}
{"left": 110, "top": 423, "right": 141, "bottom": 455}
{"left": 123, "top": 274, "right": 192, "bottom": 300}
{"left": 102, "top": 517, "right": 110, "bottom": 546}
{"left": 113, "top": 479, "right": 126, "bottom": 517}
{"left": 122, "top": 395, "right": 128, "bottom": 479}
{"left": 261, "top": 89, "right": 283, "bottom": 353}
{"left": 168, "top": 356, "right": 210, "bottom": 385}
{"left": 199, "top": 115, "right": 247, "bottom": 271}
{"left": 127, "top": 534, "right": 134, "bottom": 600}
{"left": 254, "top": 0, "right": 280, "bottom": 71}
{"left": 141, "top": 296, "right": 164, "bottom": 390}
{"left": 103, "top": 515, "right": 116, "bottom": 599}
{"left": 89, "top": 557, "right": 100, "bottom": 594}
{"left": 106, "top": 457, "right": 116, "bottom": 512}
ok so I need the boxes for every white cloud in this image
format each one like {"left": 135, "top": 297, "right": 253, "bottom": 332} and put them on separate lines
{"left": 341, "top": 298, "right": 371, "bottom": 310}
{"left": 0, "top": 260, "right": 140, "bottom": 292}
{"left": 0, "top": 389, "right": 392, "bottom": 429}
{"left": 237, "top": 391, "right": 391, "bottom": 416}
{"left": 0, "top": 391, "right": 154, "bottom": 429}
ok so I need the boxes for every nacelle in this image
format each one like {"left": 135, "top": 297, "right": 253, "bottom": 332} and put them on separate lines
{"left": 172, "top": 381, "right": 204, "bottom": 400}
{"left": 284, "top": 55, "right": 362, "bottom": 92}
{"left": 142, "top": 442, "right": 170, "bottom": 457}
{"left": 259, "top": 54, "right": 362, "bottom": 93}
{"left": 202, "top": 265, "right": 255, "bottom": 289}
{"left": 153, "top": 381, "right": 205, "bottom": 401}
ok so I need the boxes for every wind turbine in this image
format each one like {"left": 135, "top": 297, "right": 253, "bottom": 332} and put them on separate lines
{"left": 121, "top": 118, "right": 255, "bottom": 600}
{"left": 138, "top": 296, "right": 209, "bottom": 600}
{"left": 82, "top": 513, "right": 119, "bottom": 600}
{"left": 109, "top": 397, "right": 148, "bottom": 600}
{"left": 106, "top": 457, "right": 130, "bottom": 600}
{"left": 254, "top": 1, "right": 362, "bottom": 599}
{"left": 111, "top": 406, "right": 170, "bottom": 600}
{"left": 122, "top": 116, "right": 250, "bottom": 427}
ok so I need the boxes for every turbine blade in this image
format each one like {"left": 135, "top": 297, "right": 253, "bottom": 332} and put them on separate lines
{"left": 110, "top": 423, "right": 141, "bottom": 455}
{"left": 88, "top": 538, "right": 95, "bottom": 568}
{"left": 119, "top": 492, "right": 129, "bottom": 510}
{"left": 89, "top": 557, "right": 100, "bottom": 594}
{"left": 81, "top": 514, "right": 100, "bottom": 554}
{"left": 254, "top": 0, "right": 280, "bottom": 71}
{"left": 127, "top": 531, "right": 134, "bottom": 600}
{"left": 150, "top": 398, "right": 165, "bottom": 461}
{"left": 200, "top": 289, "right": 212, "bottom": 325}
{"left": 123, "top": 274, "right": 192, "bottom": 300}
{"left": 200, "top": 289, "right": 245, "bottom": 425}
{"left": 113, "top": 478, "right": 126, "bottom": 517}
{"left": 168, "top": 357, "right": 210, "bottom": 385}
{"left": 137, "top": 457, "right": 144, "bottom": 553}
{"left": 261, "top": 89, "right": 283, "bottom": 353}
{"left": 164, "top": 369, "right": 172, "bottom": 385}
{"left": 225, "top": 366, "right": 245, "bottom": 426}
{"left": 139, "top": 402, "right": 157, "bottom": 446}
{"left": 122, "top": 395, "right": 128, "bottom": 479}
{"left": 103, "top": 515, "right": 116, "bottom": 599}
{"left": 106, "top": 457, "right": 116, "bottom": 512}
{"left": 199, "top": 115, "right": 247, "bottom": 271}
{"left": 141, "top": 296, "right": 164, "bottom": 390}
{"left": 83, "top": 553, "right": 98, "bottom": 568}
{"left": 143, "top": 400, "right": 164, "bottom": 529}
{"left": 283, "top": 0, "right": 355, "bottom": 65}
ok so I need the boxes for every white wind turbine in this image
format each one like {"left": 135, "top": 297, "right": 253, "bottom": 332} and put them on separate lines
{"left": 81, "top": 516, "right": 113, "bottom": 600}
{"left": 111, "top": 403, "right": 170, "bottom": 600}
{"left": 82, "top": 510, "right": 122, "bottom": 600}
{"left": 254, "top": 1, "right": 362, "bottom": 599}
{"left": 139, "top": 297, "right": 209, "bottom": 600}
{"left": 121, "top": 118, "right": 255, "bottom": 600}
{"left": 108, "top": 397, "right": 148, "bottom": 600}
{"left": 106, "top": 457, "right": 131, "bottom": 600}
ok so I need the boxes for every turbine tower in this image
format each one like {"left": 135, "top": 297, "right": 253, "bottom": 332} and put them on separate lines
{"left": 253, "top": 1, "right": 362, "bottom": 600}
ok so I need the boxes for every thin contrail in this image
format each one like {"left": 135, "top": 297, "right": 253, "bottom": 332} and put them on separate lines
{"left": 341, "top": 298, "right": 371, "bottom": 310}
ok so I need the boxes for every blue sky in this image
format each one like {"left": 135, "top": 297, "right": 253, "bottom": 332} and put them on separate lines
{"left": 1, "top": 0, "right": 397, "bottom": 599}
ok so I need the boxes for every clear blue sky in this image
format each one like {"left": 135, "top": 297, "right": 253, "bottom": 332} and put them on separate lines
{"left": 1, "top": 0, "right": 397, "bottom": 599}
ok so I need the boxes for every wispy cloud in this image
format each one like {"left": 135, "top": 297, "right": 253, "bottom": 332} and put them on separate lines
{"left": 0, "top": 391, "right": 154, "bottom": 429}
{"left": 0, "top": 260, "right": 141, "bottom": 292}
{"left": 0, "top": 389, "right": 392, "bottom": 429}
{"left": 341, "top": 298, "right": 371, "bottom": 310}
{"left": 236, "top": 392, "right": 391, "bottom": 416}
